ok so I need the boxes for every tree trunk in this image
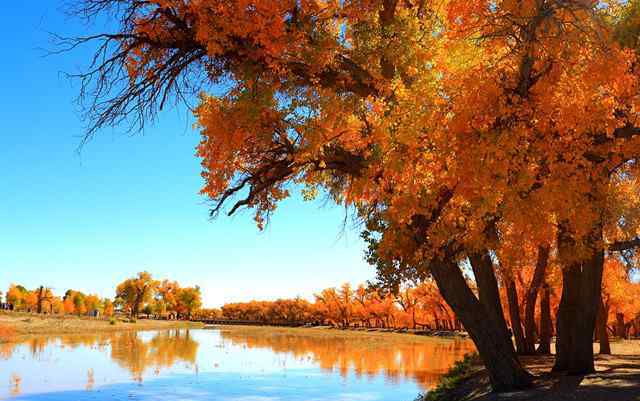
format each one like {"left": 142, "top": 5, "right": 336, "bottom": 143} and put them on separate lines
{"left": 37, "top": 286, "right": 44, "bottom": 314}
{"left": 537, "top": 282, "right": 552, "bottom": 354}
{"left": 412, "top": 309, "right": 417, "bottom": 330}
{"left": 615, "top": 313, "right": 628, "bottom": 339}
{"left": 523, "top": 245, "right": 550, "bottom": 354}
{"left": 506, "top": 278, "right": 527, "bottom": 354}
{"left": 596, "top": 297, "right": 611, "bottom": 355}
{"left": 631, "top": 319, "right": 640, "bottom": 338}
{"left": 553, "top": 223, "right": 604, "bottom": 374}
{"left": 430, "top": 257, "right": 532, "bottom": 391}
{"left": 469, "top": 251, "right": 511, "bottom": 344}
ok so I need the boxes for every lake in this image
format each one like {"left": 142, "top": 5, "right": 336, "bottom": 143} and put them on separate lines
{"left": 0, "top": 327, "right": 474, "bottom": 401}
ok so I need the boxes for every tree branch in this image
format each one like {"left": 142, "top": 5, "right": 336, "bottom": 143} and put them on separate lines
{"left": 608, "top": 237, "right": 640, "bottom": 252}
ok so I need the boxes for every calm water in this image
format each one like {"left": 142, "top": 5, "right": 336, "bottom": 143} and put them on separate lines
{"left": 0, "top": 328, "right": 474, "bottom": 401}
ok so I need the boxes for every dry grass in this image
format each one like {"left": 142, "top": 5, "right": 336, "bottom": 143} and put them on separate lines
{"left": 0, "top": 311, "right": 202, "bottom": 340}
{"left": 0, "top": 323, "right": 16, "bottom": 342}
{"left": 209, "top": 324, "right": 470, "bottom": 344}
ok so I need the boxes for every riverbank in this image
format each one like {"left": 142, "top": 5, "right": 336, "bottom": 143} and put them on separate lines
{"left": 0, "top": 311, "right": 203, "bottom": 340}
{"left": 422, "top": 341, "right": 640, "bottom": 401}
{"left": 0, "top": 313, "right": 464, "bottom": 343}
{"left": 208, "top": 323, "right": 468, "bottom": 340}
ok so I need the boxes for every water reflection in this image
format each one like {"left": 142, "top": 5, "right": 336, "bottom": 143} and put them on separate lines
{"left": 9, "top": 374, "right": 21, "bottom": 397}
{"left": 0, "top": 328, "right": 473, "bottom": 400}
{"left": 85, "top": 369, "right": 94, "bottom": 391}
{"left": 219, "top": 329, "right": 474, "bottom": 390}
{"left": 0, "top": 329, "right": 199, "bottom": 384}
{"left": 109, "top": 330, "right": 198, "bottom": 381}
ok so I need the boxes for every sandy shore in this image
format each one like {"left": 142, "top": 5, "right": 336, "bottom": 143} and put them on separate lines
{"left": 208, "top": 323, "right": 471, "bottom": 343}
{"left": 0, "top": 311, "right": 202, "bottom": 339}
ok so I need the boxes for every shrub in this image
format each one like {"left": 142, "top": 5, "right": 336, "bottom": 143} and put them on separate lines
{"left": 419, "top": 353, "right": 480, "bottom": 401}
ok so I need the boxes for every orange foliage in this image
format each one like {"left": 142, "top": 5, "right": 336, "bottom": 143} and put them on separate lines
{"left": 30, "top": 2, "right": 640, "bottom": 384}
{"left": 220, "top": 281, "right": 458, "bottom": 331}
{"left": 602, "top": 258, "right": 640, "bottom": 337}
{"left": 63, "top": 298, "right": 75, "bottom": 315}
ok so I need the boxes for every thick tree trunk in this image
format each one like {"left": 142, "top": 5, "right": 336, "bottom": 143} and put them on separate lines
{"left": 524, "top": 246, "right": 550, "bottom": 354}
{"left": 430, "top": 258, "right": 532, "bottom": 391}
{"left": 506, "top": 278, "right": 527, "bottom": 354}
{"left": 596, "top": 297, "right": 611, "bottom": 355}
{"left": 469, "top": 251, "right": 511, "bottom": 344}
{"left": 553, "top": 223, "right": 604, "bottom": 374}
{"left": 537, "top": 282, "right": 552, "bottom": 354}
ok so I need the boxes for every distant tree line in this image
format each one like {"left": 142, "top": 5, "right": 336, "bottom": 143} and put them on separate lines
{"left": 195, "top": 281, "right": 460, "bottom": 330}
{"left": 1, "top": 271, "right": 202, "bottom": 320}
{"left": 194, "top": 260, "right": 640, "bottom": 344}
{"left": 1, "top": 285, "right": 113, "bottom": 317}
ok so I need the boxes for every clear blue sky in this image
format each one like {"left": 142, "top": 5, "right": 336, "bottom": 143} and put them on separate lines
{"left": 0, "top": 3, "right": 374, "bottom": 307}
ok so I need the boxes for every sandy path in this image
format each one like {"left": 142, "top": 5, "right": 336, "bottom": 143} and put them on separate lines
{"left": 445, "top": 341, "right": 640, "bottom": 401}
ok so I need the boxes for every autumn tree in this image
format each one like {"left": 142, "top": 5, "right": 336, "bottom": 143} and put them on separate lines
{"left": 218, "top": 282, "right": 457, "bottom": 330}
{"left": 6, "top": 285, "right": 28, "bottom": 311}
{"left": 115, "top": 272, "right": 159, "bottom": 318}
{"left": 523, "top": 246, "right": 551, "bottom": 355}
{"left": 103, "top": 298, "right": 115, "bottom": 317}
{"left": 601, "top": 258, "right": 640, "bottom": 340}
{"left": 66, "top": 0, "right": 640, "bottom": 390}
{"left": 64, "top": 290, "right": 88, "bottom": 315}
{"left": 50, "top": 297, "right": 64, "bottom": 315}
{"left": 176, "top": 286, "right": 202, "bottom": 319}
{"left": 315, "top": 285, "right": 356, "bottom": 328}
{"left": 34, "top": 286, "right": 55, "bottom": 314}
{"left": 193, "top": 308, "right": 222, "bottom": 320}
{"left": 63, "top": 297, "right": 75, "bottom": 315}
{"left": 153, "top": 280, "right": 180, "bottom": 318}
{"left": 24, "top": 292, "right": 38, "bottom": 313}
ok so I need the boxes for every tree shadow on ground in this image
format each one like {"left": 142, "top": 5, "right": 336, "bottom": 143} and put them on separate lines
{"left": 444, "top": 354, "right": 640, "bottom": 401}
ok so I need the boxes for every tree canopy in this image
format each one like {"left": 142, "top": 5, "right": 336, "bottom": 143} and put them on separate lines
{"left": 64, "top": 0, "right": 640, "bottom": 392}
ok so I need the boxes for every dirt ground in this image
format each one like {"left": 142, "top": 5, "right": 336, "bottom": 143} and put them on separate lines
{"left": 209, "top": 323, "right": 469, "bottom": 343}
{"left": 0, "top": 311, "right": 202, "bottom": 338}
{"left": 448, "top": 341, "right": 640, "bottom": 401}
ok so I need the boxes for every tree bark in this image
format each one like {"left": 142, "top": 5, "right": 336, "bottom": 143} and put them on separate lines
{"left": 430, "top": 257, "right": 532, "bottom": 391}
{"left": 596, "top": 297, "right": 611, "bottom": 355}
{"left": 469, "top": 251, "right": 512, "bottom": 345}
{"left": 506, "top": 278, "right": 527, "bottom": 354}
{"left": 553, "top": 223, "right": 604, "bottom": 374}
{"left": 537, "top": 282, "right": 552, "bottom": 354}
{"left": 524, "top": 245, "right": 550, "bottom": 354}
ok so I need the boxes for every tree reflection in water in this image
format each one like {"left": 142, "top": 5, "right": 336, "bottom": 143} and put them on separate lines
{"left": 86, "top": 368, "right": 95, "bottom": 391}
{"left": 110, "top": 329, "right": 199, "bottom": 381}
{"left": 219, "top": 329, "right": 475, "bottom": 390}
{"left": 9, "top": 373, "right": 21, "bottom": 397}
{"left": 0, "top": 330, "right": 200, "bottom": 383}
{"left": 1, "top": 328, "right": 472, "bottom": 394}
